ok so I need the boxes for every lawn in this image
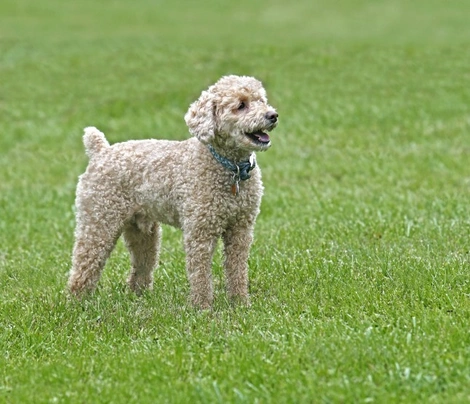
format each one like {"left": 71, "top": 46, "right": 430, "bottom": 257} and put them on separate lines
{"left": 1, "top": 0, "right": 470, "bottom": 402}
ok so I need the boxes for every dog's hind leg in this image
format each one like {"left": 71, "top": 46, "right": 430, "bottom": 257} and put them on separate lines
{"left": 123, "top": 220, "right": 161, "bottom": 294}
{"left": 68, "top": 199, "right": 126, "bottom": 296}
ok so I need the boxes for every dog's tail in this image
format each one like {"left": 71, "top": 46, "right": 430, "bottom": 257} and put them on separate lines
{"left": 83, "top": 127, "right": 110, "bottom": 158}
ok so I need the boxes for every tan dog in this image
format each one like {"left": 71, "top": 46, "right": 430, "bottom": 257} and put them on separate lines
{"left": 68, "top": 75, "right": 278, "bottom": 308}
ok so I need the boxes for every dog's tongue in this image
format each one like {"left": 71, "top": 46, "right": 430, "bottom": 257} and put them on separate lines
{"left": 254, "top": 131, "right": 270, "bottom": 143}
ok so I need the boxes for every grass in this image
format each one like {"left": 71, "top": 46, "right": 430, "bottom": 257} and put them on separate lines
{"left": 1, "top": 0, "right": 470, "bottom": 402}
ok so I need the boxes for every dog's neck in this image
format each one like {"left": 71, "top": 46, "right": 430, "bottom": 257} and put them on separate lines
{"left": 207, "top": 144, "right": 256, "bottom": 182}
{"left": 206, "top": 141, "right": 254, "bottom": 164}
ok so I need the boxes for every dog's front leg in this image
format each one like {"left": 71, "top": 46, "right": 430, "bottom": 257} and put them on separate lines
{"left": 183, "top": 230, "right": 218, "bottom": 309}
{"left": 222, "top": 222, "right": 254, "bottom": 306}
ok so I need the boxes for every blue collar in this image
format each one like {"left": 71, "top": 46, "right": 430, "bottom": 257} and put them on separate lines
{"left": 208, "top": 145, "right": 256, "bottom": 181}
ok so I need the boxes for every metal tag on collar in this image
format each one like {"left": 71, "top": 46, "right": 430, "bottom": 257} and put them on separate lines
{"left": 231, "top": 181, "right": 240, "bottom": 196}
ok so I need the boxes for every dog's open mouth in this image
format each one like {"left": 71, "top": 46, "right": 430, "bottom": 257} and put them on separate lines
{"left": 245, "top": 130, "right": 270, "bottom": 144}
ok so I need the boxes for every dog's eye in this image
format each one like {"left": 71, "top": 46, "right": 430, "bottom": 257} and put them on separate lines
{"left": 238, "top": 102, "right": 246, "bottom": 110}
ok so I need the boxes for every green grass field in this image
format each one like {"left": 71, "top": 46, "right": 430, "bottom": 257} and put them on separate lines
{"left": 1, "top": 0, "right": 470, "bottom": 402}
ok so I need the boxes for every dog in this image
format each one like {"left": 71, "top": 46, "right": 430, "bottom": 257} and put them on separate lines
{"left": 68, "top": 75, "right": 278, "bottom": 308}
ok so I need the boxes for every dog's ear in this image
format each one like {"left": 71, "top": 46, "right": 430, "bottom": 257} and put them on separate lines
{"left": 184, "top": 90, "right": 216, "bottom": 144}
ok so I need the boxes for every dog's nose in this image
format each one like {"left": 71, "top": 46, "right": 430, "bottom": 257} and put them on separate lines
{"left": 265, "top": 111, "right": 278, "bottom": 123}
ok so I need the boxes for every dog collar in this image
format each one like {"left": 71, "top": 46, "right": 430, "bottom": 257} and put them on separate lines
{"left": 208, "top": 145, "right": 256, "bottom": 195}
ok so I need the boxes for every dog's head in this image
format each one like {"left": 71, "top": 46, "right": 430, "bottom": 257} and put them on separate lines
{"left": 185, "top": 75, "right": 278, "bottom": 153}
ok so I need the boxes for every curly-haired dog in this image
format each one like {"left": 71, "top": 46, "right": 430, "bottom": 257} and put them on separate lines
{"left": 68, "top": 75, "right": 278, "bottom": 308}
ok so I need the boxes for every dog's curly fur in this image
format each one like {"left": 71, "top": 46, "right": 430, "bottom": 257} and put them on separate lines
{"left": 68, "top": 75, "right": 278, "bottom": 308}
